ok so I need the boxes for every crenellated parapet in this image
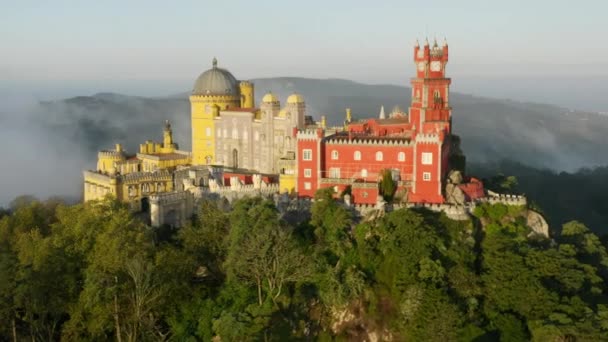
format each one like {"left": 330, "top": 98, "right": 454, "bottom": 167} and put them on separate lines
{"left": 296, "top": 129, "right": 323, "bottom": 141}
{"left": 149, "top": 190, "right": 192, "bottom": 205}
{"left": 326, "top": 136, "right": 413, "bottom": 147}
{"left": 478, "top": 191, "right": 528, "bottom": 206}
{"left": 414, "top": 133, "right": 442, "bottom": 144}
{"left": 97, "top": 150, "right": 125, "bottom": 159}
{"left": 123, "top": 170, "right": 172, "bottom": 184}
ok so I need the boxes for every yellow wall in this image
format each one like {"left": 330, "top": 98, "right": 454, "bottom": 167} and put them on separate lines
{"left": 83, "top": 172, "right": 120, "bottom": 202}
{"left": 190, "top": 94, "right": 240, "bottom": 165}
{"left": 120, "top": 179, "right": 173, "bottom": 204}
{"left": 239, "top": 81, "right": 255, "bottom": 108}
{"left": 139, "top": 155, "right": 190, "bottom": 172}
{"left": 279, "top": 173, "right": 296, "bottom": 194}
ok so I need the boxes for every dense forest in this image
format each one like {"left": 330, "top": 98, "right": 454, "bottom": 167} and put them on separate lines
{"left": 1, "top": 190, "right": 608, "bottom": 341}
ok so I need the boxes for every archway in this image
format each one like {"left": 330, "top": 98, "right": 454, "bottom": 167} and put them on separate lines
{"left": 140, "top": 197, "right": 150, "bottom": 213}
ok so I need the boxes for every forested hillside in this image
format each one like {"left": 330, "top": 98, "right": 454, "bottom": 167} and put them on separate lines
{"left": 1, "top": 191, "right": 607, "bottom": 341}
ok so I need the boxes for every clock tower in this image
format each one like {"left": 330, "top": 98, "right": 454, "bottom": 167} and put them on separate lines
{"left": 409, "top": 38, "right": 452, "bottom": 134}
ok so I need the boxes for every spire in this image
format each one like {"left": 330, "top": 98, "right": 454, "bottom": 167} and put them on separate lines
{"left": 163, "top": 120, "right": 173, "bottom": 148}
{"left": 212, "top": 57, "right": 217, "bottom": 68}
{"left": 424, "top": 37, "right": 429, "bottom": 46}
{"left": 415, "top": 39, "right": 420, "bottom": 47}
{"left": 379, "top": 105, "right": 386, "bottom": 119}
{"left": 443, "top": 36, "right": 448, "bottom": 47}
{"left": 433, "top": 37, "right": 438, "bottom": 48}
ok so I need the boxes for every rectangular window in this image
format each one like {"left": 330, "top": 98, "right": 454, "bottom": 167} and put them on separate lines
{"left": 304, "top": 169, "right": 312, "bottom": 178}
{"left": 423, "top": 172, "right": 431, "bottom": 181}
{"left": 422, "top": 152, "right": 433, "bottom": 165}
{"left": 329, "top": 168, "right": 341, "bottom": 178}
{"left": 302, "top": 149, "right": 313, "bottom": 161}
{"left": 304, "top": 182, "right": 312, "bottom": 190}
{"left": 331, "top": 150, "right": 339, "bottom": 160}
{"left": 206, "top": 127, "right": 212, "bottom": 137}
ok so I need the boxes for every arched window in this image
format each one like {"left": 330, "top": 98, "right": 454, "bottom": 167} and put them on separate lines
{"left": 376, "top": 151, "right": 383, "bottom": 161}
{"left": 354, "top": 151, "right": 361, "bottom": 161}
{"left": 361, "top": 169, "right": 368, "bottom": 178}
{"left": 398, "top": 152, "right": 406, "bottom": 162}
{"left": 331, "top": 150, "right": 339, "bottom": 160}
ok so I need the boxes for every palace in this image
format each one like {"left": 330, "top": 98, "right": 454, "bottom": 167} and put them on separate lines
{"left": 296, "top": 38, "right": 467, "bottom": 204}
{"left": 83, "top": 38, "right": 486, "bottom": 226}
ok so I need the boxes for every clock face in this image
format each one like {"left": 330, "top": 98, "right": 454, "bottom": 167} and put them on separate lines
{"left": 417, "top": 62, "right": 425, "bottom": 71}
{"left": 430, "top": 61, "right": 441, "bottom": 72}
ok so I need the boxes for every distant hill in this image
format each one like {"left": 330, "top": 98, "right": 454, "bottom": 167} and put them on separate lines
{"left": 38, "top": 77, "right": 608, "bottom": 171}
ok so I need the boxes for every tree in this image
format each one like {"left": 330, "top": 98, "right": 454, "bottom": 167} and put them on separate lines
{"left": 379, "top": 169, "right": 396, "bottom": 202}
{"left": 225, "top": 198, "right": 312, "bottom": 306}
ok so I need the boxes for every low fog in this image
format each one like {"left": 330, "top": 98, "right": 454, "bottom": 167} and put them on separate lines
{"left": 0, "top": 92, "right": 190, "bottom": 207}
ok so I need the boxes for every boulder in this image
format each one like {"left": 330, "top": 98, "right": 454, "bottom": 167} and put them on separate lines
{"left": 526, "top": 210, "right": 549, "bottom": 237}
{"left": 445, "top": 183, "right": 466, "bottom": 205}
{"left": 448, "top": 170, "right": 463, "bottom": 184}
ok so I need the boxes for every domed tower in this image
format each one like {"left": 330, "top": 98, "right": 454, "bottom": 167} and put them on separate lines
{"left": 190, "top": 58, "right": 242, "bottom": 165}
{"left": 260, "top": 92, "right": 280, "bottom": 117}
{"left": 285, "top": 93, "right": 306, "bottom": 129}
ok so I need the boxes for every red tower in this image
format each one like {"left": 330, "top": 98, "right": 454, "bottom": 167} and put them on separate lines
{"left": 409, "top": 38, "right": 451, "bottom": 135}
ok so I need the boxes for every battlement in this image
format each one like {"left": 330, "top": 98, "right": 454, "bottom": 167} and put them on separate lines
{"left": 415, "top": 133, "right": 442, "bottom": 144}
{"left": 83, "top": 170, "right": 113, "bottom": 182}
{"left": 326, "top": 136, "right": 413, "bottom": 146}
{"left": 297, "top": 129, "right": 323, "bottom": 140}
{"left": 98, "top": 150, "right": 125, "bottom": 159}
{"left": 123, "top": 170, "right": 172, "bottom": 184}
{"left": 149, "top": 190, "right": 191, "bottom": 205}
{"left": 189, "top": 94, "right": 240, "bottom": 101}
{"left": 478, "top": 191, "right": 528, "bottom": 206}
{"left": 414, "top": 37, "right": 448, "bottom": 62}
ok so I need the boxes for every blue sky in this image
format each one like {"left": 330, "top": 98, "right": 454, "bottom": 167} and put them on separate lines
{"left": 2, "top": 0, "right": 607, "bottom": 85}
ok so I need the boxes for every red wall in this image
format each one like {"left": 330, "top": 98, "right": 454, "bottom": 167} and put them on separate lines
{"left": 409, "top": 140, "right": 444, "bottom": 203}
{"left": 296, "top": 138, "right": 321, "bottom": 198}
{"left": 323, "top": 142, "right": 414, "bottom": 183}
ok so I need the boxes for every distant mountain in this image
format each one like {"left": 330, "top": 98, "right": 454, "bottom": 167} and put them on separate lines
{"left": 38, "top": 77, "right": 608, "bottom": 171}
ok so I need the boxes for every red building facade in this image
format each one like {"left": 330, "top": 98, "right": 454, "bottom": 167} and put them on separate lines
{"left": 296, "top": 39, "right": 460, "bottom": 204}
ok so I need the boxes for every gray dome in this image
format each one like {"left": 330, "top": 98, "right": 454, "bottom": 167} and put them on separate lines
{"left": 192, "top": 58, "right": 239, "bottom": 96}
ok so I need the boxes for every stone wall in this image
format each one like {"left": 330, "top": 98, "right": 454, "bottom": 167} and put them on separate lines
{"left": 149, "top": 191, "right": 194, "bottom": 228}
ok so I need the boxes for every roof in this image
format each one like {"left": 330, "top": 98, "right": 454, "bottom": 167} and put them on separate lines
{"left": 262, "top": 92, "right": 279, "bottom": 103}
{"left": 375, "top": 117, "right": 410, "bottom": 125}
{"left": 287, "top": 93, "right": 305, "bottom": 104}
{"left": 192, "top": 58, "right": 239, "bottom": 96}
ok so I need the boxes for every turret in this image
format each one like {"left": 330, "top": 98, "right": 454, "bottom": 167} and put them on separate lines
{"left": 239, "top": 81, "right": 255, "bottom": 108}
{"left": 260, "top": 92, "right": 280, "bottom": 119}
{"left": 285, "top": 93, "right": 306, "bottom": 129}
{"left": 344, "top": 108, "right": 352, "bottom": 129}
{"left": 163, "top": 120, "right": 173, "bottom": 148}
